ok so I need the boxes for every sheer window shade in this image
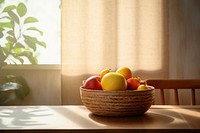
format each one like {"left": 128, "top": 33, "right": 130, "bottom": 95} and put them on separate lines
{"left": 62, "top": 0, "right": 168, "bottom": 76}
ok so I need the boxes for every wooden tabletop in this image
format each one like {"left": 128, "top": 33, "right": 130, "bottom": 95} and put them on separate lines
{"left": 0, "top": 105, "right": 199, "bottom": 133}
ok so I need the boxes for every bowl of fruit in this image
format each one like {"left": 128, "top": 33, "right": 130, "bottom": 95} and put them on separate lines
{"left": 80, "top": 67, "right": 155, "bottom": 117}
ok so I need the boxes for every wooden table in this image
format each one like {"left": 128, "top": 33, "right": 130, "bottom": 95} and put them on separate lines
{"left": 0, "top": 105, "right": 199, "bottom": 133}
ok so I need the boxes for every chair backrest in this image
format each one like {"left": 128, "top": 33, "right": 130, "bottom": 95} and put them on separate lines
{"left": 146, "top": 79, "right": 200, "bottom": 105}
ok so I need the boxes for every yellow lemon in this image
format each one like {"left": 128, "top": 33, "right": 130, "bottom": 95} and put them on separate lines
{"left": 116, "top": 67, "right": 132, "bottom": 80}
{"left": 100, "top": 68, "right": 111, "bottom": 79}
{"left": 137, "top": 84, "right": 147, "bottom": 90}
{"left": 101, "top": 72, "right": 127, "bottom": 91}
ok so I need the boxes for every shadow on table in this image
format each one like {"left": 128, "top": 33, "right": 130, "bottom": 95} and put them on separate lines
{"left": 0, "top": 106, "right": 52, "bottom": 129}
{"left": 89, "top": 112, "right": 174, "bottom": 127}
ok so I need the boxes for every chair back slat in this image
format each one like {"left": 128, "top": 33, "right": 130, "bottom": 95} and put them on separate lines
{"left": 174, "top": 89, "right": 179, "bottom": 105}
{"left": 146, "top": 79, "right": 200, "bottom": 105}
{"left": 191, "top": 89, "right": 195, "bottom": 105}
{"left": 160, "top": 89, "right": 165, "bottom": 105}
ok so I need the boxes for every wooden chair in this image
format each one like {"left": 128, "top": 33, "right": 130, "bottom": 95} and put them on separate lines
{"left": 146, "top": 79, "right": 200, "bottom": 105}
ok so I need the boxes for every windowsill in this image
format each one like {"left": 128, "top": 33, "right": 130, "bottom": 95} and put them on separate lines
{"left": 2, "top": 64, "right": 61, "bottom": 70}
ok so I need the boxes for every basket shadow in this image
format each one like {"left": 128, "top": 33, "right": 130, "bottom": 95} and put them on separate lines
{"left": 89, "top": 112, "right": 174, "bottom": 127}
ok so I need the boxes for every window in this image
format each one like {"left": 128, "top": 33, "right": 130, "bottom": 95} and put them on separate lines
{"left": 0, "top": 0, "right": 61, "bottom": 65}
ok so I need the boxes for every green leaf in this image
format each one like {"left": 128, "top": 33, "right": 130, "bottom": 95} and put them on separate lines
{"left": 19, "top": 51, "right": 38, "bottom": 64}
{"left": 0, "top": 76, "right": 30, "bottom": 103}
{"left": 23, "top": 35, "right": 46, "bottom": 48}
{"left": 6, "top": 36, "right": 16, "bottom": 44}
{"left": 0, "top": 98, "right": 7, "bottom": 104}
{"left": 3, "top": 5, "right": 16, "bottom": 12}
{"left": 14, "top": 76, "right": 30, "bottom": 100}
{"left": 8, "top": 10, "right": 19, "bottom": 24}
{"left": 15, "top": 42, "right": 25, "bottom": 48}
{"left": 16, "top": 76, "right": 30, "bottom": 96}
{"left": 0, "top": 46, "right": 6, "bottom": 62}
{"left": 19, "top": 51, "right": 32, "bottom": 57}
{"left": 7, "top": 30, "right": 14, "bottom": 36}
{"left": 12, "top": 47, "right": 22, "bottom": 54}
{"left": 24, "top": 39, "right": 36, "bottom": 51}
{"left": 27, "top": 56, "right": 38, "bottom": 64}
{"left": 37, "top": 41, "right": 46, "bottom": 48}
{"left": 0, "top": 16, "right": 11, "bottom": 20}
{"left": 0, "top": 92, "right": 16, "bottom": 104}
{"left": 0, "top": 28, "right": 4, "bottom": 38}
{"left": 0, "top": 82, "right": 22, "bottom": 91}
{"left": 15, "top": 89, "right": 25, "bottom": 100}
{"left": 3, "top": 43, "right": 11, "bottom": 52}
{"left": 0, "top": 32, "right": 3, "bottom": 38}
{"left": 27, "top": 27, "right": 43, "bottom": 36}
{"left": 0, "top": 27, "right": 4, "bottom": 31}
{"left": 17, "top": 3, "right": 27, "bottom": 17}
{"left": 0, "top": 22, "right": 13, "bottom": 28}
{"left": 0, "top": 0, "right": 5, "bottom": 4}
{"left": 0, "top": 27, "right": 4, "bottom": 32}
{"left": 24, "top": 17, "right": 38, "bottom": 24}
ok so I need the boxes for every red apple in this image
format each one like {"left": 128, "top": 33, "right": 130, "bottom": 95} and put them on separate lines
{"left": 127, "top": 77, "right": 140, "bottom": 90}
{"left": 83, "top": 75, "right": 102, "bottom": 90}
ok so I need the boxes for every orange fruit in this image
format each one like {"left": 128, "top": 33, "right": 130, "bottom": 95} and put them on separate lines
{"left": 116, "top": 67, "right": 132, "bottom": 80}
{"left": 101, "top": 72, "right": 127, "bottom": 91}
{"left": 100, "top": 68, "right": 111, "bottom": 78}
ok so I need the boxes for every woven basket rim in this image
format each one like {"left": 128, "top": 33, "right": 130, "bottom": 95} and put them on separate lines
{"left": 80, "top": 85, "right": 154, "bottom": 93}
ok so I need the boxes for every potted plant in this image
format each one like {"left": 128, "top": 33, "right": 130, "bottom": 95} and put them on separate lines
{"left": 0, "top": 1, "right": 46, "bottom": 104}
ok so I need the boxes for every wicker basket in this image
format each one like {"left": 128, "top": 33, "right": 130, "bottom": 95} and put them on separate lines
{"left": 80, "top": 86, "right": 155, "bottom": 117}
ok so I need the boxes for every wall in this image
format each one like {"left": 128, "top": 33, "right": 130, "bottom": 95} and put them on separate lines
{"left": 168, "top": 0, "right": 200, "bottom": 104}
{"left": 169, "top": 0, "right": 200, "bottom": 79}
{"left": 1, "top": 67, "right": 61, "bottom": 105}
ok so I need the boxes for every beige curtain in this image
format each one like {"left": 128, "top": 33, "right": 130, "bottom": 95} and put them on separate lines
{"left": 61, "top": 0, "right": 169, "bottom": 104}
